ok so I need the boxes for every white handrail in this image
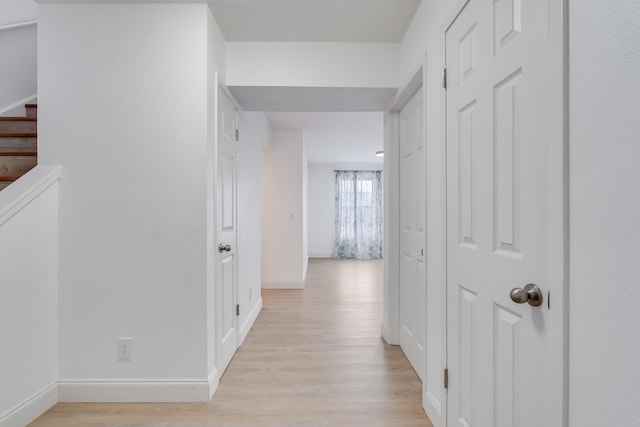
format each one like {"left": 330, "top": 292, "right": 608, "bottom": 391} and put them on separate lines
{"left": 0, "top": 165, "right": 62, "bottom": 228}
{"left": 0, "top": 20, "right": 37, "bottom": 32}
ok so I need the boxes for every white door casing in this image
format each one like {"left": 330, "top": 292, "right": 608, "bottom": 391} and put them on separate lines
{"left": 217, "top": 87, "right": 239, "bottom": 375}
{"left": 399, "top": 88, "right": 426, "bottom": 380}
{"left": 445, "top": 0, "right": 565, "bottom": 426}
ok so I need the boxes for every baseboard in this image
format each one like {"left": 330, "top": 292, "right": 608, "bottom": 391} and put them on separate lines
{"left": 308, "top": 253, "right": 334, "bottom": 258}
{"left": 0, "top": 382, "right": 57, "bottom": 427}
{"left": 381, "top": 322, "right": 399, "bottom": 345}
{"left": 261, "top": 281, "right": 304, "bottom": 289}
{"left": 207, "top": 367, "right": 220, "bottom": 401}
{"left": 424, "top": 390, "right": 443, "bottom": 427}
{"left": 239, "top": 296, "right": 262, "bottom": 346}
{"left": 58, "top": 379, "right": 211, "bottom": 403}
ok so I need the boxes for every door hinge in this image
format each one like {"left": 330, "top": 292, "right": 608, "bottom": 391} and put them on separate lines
{"left": 442, "top": 68, "right": 448, "bottom": 89}
{"left": 236, "top": 304, "right": 240, "bottom": 316}
{"left": 444, "top": 368, "right": 449, "bottom": 389}
{"left": 235, "top": 129, "right": 239, "bottom": 141}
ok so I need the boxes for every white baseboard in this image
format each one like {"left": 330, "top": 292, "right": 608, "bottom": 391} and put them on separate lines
{"left": 308, "top": 253, "right": 334, "bottom": 258}
{"left": 58, "top": 379, "right": 211, "bottom": 403}
{"left": 261, "top": 281, "right": 304, "bottom": 289}
{"left": 207, "top": 367, "right": 220, "bottom": 401}
{"left": 0, "top": 382, "right": 57, "bottom": 427}
{"left": 424, "top": 390, "right": 443, "bottom": 427}
{"left": 239, "top": 296, "right": 262, "bottom": 346}
{"left": 381, "top": 322, "right": 399, "bottom": 345}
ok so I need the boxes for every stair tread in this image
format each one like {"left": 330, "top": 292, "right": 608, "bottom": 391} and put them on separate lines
{"left": 0, "top": 117, "right": 37, "bottom": 121}
{"left": 0, "top": 151, "right": 37, "bottom": 156}
{"left": 0, "top": 176, "right": 20, "bottom": 181}
{"left": 0, "top": 132, "right": 37, "bottom": 137}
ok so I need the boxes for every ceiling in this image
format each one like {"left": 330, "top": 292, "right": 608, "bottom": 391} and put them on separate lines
{"left": 211, "top": 0, "right": 421, "bottom": 164}
{"left": 208, "top": 0, "right": 422, "bottom": 43}
{"left": 266, "top": 112, "right": 384, "bottom": 165}
{"left": 230, "top": 87, "right": 397, "bottom": 112}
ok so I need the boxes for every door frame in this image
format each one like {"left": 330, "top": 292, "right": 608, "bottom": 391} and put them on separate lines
{"left": 215, "top": 82, "right": 242, "bottom": 376}
{"left": 384, "top": 60, "right": 449, "bottom": 423}
{"left": 382, "top": 64, "right": 424, "bottom": 347}
{"left": 441, "top": 0, "right": 569, "bottom": 425}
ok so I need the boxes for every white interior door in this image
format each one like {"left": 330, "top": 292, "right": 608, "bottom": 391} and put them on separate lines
{"left": 217, "top": 87, "right": 238, "bottom": 375}
{"left": 399, "top": 88, "right": 425, "bottom": 380}
{"left": 446, "top": 0, "right": 563, "bottom": 426}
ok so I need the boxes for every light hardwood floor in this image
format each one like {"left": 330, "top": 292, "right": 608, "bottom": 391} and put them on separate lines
{"left": 30, "top": 258, "right": 432, "bottom": 427}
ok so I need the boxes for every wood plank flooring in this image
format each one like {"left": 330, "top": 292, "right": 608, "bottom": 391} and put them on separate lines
{"left": 30, "top": 258, "right": 432, "bottom": 427}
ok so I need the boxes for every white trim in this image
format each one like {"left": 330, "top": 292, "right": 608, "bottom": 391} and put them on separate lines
{"left": 0, "top": 166, "right": 62, "bottom": 227}
{"left": 381, "top": 65, "right": 424, "bottom": 348}
{"left": 239, "top": 296, "right": 262, "bottom": 346}
{"left": 436, "top": 4, "right": 471, "bottom": 426}
{"left": 0, "top": 382, "right": 57, "bottom": 427}
{"left": 35, "top": 0, "right": 206, "bottom": 4}
{"left": 207, "top": 367, "right": 220, "bottom": 401}
{"left": 219, "top": 83, "right": 242, "bottom": 112}
{"left": 424, "top": 390, "right": 443, "bottom": 427}
{"left": 261, "top": 281, "right": 304, "bottom": 289}
{"left": 381, "top": 109, "right": 400, "bottom": 345}
{"left": 0, "top": 20, "right": 36, "bottom": 33}
{"left": 389, "top": 66, "right": 423, "bottom": 112}
{"left": 308, "top": 253, "right": 333, "bottom": 259}
{"left": 58, "top": 379, "right": 211, "bottom": 403}
{"left": 302, "top": 257, "right": 308, "bottom": 282}
{"left": 548, "top": 1, "right": 570, "bottom": 424}
{"left": 332, "top": 163, "right": 383, "bottom": 171}
{"left": 381, "top": 322, "right": 394, "bottom": 345}
{"left": 0, "top": 94, "right": 37, "bottom": 117}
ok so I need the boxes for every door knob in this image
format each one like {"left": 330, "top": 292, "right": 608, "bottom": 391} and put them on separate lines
{"left": 509, "top": 283, "right": 543, "bottom": 307}
{"left": 218, "top": 244, "right": 231, "bottom": 253}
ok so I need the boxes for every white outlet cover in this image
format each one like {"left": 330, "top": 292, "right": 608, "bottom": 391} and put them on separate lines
{"left": 117, "top": 337, "right": 133, "bottom": 360}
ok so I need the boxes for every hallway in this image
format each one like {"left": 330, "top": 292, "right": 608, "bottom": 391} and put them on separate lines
{"left": 30, "top": 259, "right": 431, "bottom": 427}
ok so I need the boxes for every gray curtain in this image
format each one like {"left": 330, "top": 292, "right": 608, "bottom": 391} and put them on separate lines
{"left": 334, "top": 170, "right": 383, "bottom": 259}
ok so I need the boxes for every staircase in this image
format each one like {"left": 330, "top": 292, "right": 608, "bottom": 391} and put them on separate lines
{"left": 0, "top": 104, "right": 37, "bottom": 190}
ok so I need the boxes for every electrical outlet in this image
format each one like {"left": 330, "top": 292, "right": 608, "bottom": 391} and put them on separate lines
{"left": 117, "top": 338, "right": 133, "bottom": 360}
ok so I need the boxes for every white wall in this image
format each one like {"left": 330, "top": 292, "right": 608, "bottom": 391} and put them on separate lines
{"left": 0, "top": 0, "right": 37, "bottom": 26}
{"left": 0, "top": 0, "right": 37, "bottom": 115}
{"left": 569, "top": 1, "right": 640, "bottom": 425}
{"left": 38, "top": 3, "right": 216, "bottom": 402}
{"left": 0, "top": 167, "right": 61, "bottom": 427}
{"left": 237, "top": 111, "right": 269, "bottom": 340}
{"left": 308, "top": 163, "right": 335, "bottom": 258}
{"left": 261, "top": 129, "right": 306, "bottom": 288}
{"left": 0, "top": 23, "right": 37, "bottom": 116}
{"left": 227, "top": 42, "right": 400, "bottom": 88}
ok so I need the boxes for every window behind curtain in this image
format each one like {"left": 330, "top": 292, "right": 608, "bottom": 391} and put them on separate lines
{"left": 334, "top": 170, "right": 383, "bottom": 259}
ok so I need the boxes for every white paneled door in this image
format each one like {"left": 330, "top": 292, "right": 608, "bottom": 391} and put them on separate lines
{"left": 217, "top": 87, "right": 239, "bottom": 375}
{"left": 446, "top": 0, "right": 564, "bottom": 426}
{"left": 399, "top": 89, "right": 425, "bottom": 380}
